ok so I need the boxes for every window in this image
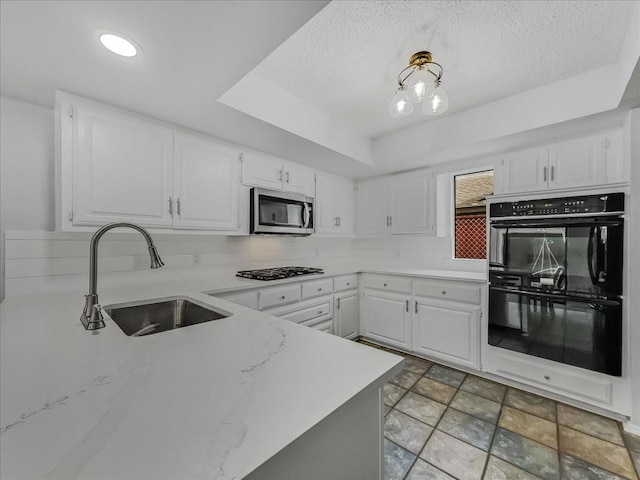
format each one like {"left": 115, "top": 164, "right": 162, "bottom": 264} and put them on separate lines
{"left": 454, "top": 170, "right": 494, "bottom": 259}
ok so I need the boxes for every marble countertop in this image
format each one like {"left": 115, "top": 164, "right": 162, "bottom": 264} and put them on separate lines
{"left": 201, "top": 264, "right": 486, "bottom": 295}
{"left": 0, "top": 264, "right": 485, "bottom": 479}
{"left": 0, "top": 287, "right": 403, "bottom": 480}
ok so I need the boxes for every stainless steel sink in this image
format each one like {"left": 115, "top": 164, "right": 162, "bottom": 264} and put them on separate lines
{"left": 104, "top": 297, "right": 231, "bottom": 336}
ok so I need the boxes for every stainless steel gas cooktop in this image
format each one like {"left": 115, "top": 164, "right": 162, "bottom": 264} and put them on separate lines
{"left": 236, "top": 266, "right": 324, "bottom": 281}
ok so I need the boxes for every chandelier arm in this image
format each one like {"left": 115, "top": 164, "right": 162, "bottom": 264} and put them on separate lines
{"left": 428, "top": 62, "right": 443, "bottom": 81}
{"left": 397, "top": 66, "right": 416, "bottom": 87}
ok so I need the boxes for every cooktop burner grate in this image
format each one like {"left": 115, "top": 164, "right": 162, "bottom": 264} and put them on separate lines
{"left": 236, "top": 266, "right": 324, "bottom": 281}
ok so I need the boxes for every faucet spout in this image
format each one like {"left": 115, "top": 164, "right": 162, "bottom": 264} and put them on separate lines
{"left": 81, "top": 222, "right": 164, "bottom": 331}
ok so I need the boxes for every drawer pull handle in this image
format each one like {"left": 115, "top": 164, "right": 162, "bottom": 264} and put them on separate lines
{"left": 281, "top": 295, "right": 286, "bottom": 299}
{"left": 442, "top": 290, "right": 446, "bottom": 295}
{"left": 317, "top": 288, "right": 322, "bottom": 291}
{"left": 318, "top": 310, "right": 323, "bottom": 315}
{"left": 384, "top": 283, "right": 388, "bottom": 287}
{"left": 544, "top": 375, "right": 550, "bottom": 381}
{"left": 346, "top": 282, "right": 350, "bottom": 286}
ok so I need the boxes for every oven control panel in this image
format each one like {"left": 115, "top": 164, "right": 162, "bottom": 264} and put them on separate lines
{"left": 490, "top": 192, "right": 624, "bottom": 217}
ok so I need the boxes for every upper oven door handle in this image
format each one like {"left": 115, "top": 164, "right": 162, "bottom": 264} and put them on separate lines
{"left": 490, "top": 218, "right": 622, "bottom": 228}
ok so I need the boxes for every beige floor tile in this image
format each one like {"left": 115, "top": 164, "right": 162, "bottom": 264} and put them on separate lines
{"left": 558, "top": 404, "right": 624, "bottom": 446}
{"left": 412, "top": 377, "right": 457, "bottom": 404}
{"left": 460, "top": 376, "right": 507, "bottom": 403}
{"left": 390, "top": 369, "right": 421, "bottom": 389}
{"left": 484, "top": 455, "right": 542, "bottom": 480}
{"left": 504, "top": 388, "right": 556, "bottom": 422}
{"left": 450, "top": 390, "right": 502, "bottom": 424}
{"left": 499, "top": 405, "right": 558, "bottom": 449}
{"left": 403, "top": 356, "right": 433, "bottom": 375}
{"left": 420, "top": 430, "right": 487, "bottom": 480}
{"left": 395, "top": 391, "right": 447, "bottom": 427}
{"left": 559, "top": 426, "right": 637, "bottom": 479}
{"left": 384, "top": 383, "right": 407, "bottom": 407}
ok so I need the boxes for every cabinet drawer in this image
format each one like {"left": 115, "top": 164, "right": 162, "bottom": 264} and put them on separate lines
{"left": 315, "top": 319, "right": 334, "bottom": 334}
{"left": 493, "top": 351, "right": 613, "bottom": 405}
{"left": 413, "top": 279, "right": 481, "bottom": 304}
{"left": 301, "top": 279, "right": 334, "bottom": 300}
{"left": 301, "top": 313, "right": 333, "bottom": 329}
{"left": 258, "top": 285, "right": 301, "bottom": 310}
{"left": 363, "top": 274, "right": 411, "bottom": 294}
{"left": 334, "top": 274, "right": 358, "bottom": 292}
{"left": 281, "top": 301, "right": 332, "bottom": 325}
{"left": 213, "top": 290, "right": 258, "bottom": 310}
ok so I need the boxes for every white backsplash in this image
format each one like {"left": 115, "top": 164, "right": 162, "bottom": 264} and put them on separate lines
{"left": 3, "top": 231, "right": 352, "bottom": 296}
{"left": 4, "top": 230, "right": 485, "bottom": 297}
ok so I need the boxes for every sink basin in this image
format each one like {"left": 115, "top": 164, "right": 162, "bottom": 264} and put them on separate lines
{"left": 104, "top": 297, "right": 231, "bottom": 336}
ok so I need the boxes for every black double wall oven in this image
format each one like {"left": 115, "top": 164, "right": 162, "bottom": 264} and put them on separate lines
{"left": 488, "top": 193, "right": 624, "bottom": 376}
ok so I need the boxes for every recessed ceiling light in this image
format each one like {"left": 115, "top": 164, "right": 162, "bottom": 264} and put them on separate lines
{"left": 98, "top": 32, "right": 140, "bottom": 58}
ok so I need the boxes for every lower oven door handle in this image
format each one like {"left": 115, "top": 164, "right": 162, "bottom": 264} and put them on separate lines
{"left": 488, "top": 286, "right": 621, "bottom": 307}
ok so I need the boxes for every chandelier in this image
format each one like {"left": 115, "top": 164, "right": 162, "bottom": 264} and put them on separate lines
{"left": 389, "top": 51, "right": 449, "bottom": 118}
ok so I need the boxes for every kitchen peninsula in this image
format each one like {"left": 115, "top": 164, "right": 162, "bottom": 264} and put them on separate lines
{"left": 0, "top": 283, "right": 403, "bottom": 480}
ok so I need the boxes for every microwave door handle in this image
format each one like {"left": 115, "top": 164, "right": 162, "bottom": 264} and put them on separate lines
{"left": 303, "top": 203, "right": 310, "bottom": 228}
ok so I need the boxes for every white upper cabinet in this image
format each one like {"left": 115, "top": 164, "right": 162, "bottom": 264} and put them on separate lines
{"left": 173, "top": 133, "right": 239, "bottom": 231}
{"left": 502, "top": 146, "right": 549, "bottom": 194}
{"left": 357, "top": 171, "right": 433, "bottom": 235}
{"left": 58, "top": 93, "right": 240, "bottom": 232}
{"left": 241, "top": 150, "right": 315, "bottom": 196}
{"left": 315, "top": 173, "right": 355, "bottom": 236}
{"left": 285, "top": 163, "right": 316, "bottom": 196}
{"left": 72, "top": 103, "right": 174, "bottom": 227}
{"left": 356, "top": 178, "right": 392, "bottom": 235}
{"left": 240, "top": 151, "right": 283, "bottom": 191}
{"left": 501, "top": 131, "right": 625, "bottom": 195}
{"left": 392, "top": 172, "right": 433, "bottom": 234}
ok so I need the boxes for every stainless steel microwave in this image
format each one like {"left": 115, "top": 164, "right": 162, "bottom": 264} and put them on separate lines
{"left": 250, "top": 188, "right": 314, "bottom": 235}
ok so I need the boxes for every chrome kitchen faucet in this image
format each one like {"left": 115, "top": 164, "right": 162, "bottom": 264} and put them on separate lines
{"left": 80, "top": 223, "right": 164, "bottom": 330}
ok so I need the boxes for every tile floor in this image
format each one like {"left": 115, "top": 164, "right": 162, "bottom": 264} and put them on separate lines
{"left": 360, "top": 341, "right": 640, "bottom": 480}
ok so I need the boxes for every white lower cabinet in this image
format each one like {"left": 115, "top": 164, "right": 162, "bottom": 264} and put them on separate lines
{"left": 361, "top": 288, "right": 412, "bottom": 350}
{"left": 413, "top": 299, "right": 480, "bottom": 369}
{"left": 335, "top": 290, "right": 358, "bottom": 339}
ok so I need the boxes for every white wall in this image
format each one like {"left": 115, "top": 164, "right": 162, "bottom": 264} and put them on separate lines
{"left": 0, "top": 96, "right": 55, "bottom": 300}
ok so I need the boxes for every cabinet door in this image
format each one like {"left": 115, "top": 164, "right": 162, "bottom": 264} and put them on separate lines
{"left": 315, "top": 173, "right": 338, "bottom": 235}
{"left": 392, "top": 173, "right": 432, "bottom": 234}
{"left": 357, "top": 179, "right": 391, "bottom": 235}
{"left": 335, "top": 180, "right": 355, "bottom": 235}
{"left": 548, "top": 134, "right": 605, "bottom": 190}
{"left": 335, "top": 291, "right": 358, "bottom": 339}
{"left": 502, "top": 147, "right": 549, "bottom": 194}
{"left": 316, "top": 174, "right": 355, "bottom": 236}
{"left": 603, "top": 131, "right": 625, "bottom": 183}
{"left": 413, "top": 299, "right": 479, "bottom": 369}
{"left": 241, "top": 151, "right": 283, "bottom": 191}
{"left": 74, "top": 105, "right": 174, "bottom": 227}
{"left": 173, "top": 134, "right": 239, "bottom": 230}
{"left": 283, "top": 162, "right": 316, "bottom": 196}
{"left": 361, "top": 290, "right": 411, "bottom": 349}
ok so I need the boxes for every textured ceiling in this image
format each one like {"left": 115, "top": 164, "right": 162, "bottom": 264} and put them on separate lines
{"left": 253, "top": 0, "right": 637, "bottom": 138}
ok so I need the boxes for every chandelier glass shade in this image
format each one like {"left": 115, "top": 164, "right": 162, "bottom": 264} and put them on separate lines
{"left": 390, "top": 51, "right": 448, "bottom": 118}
